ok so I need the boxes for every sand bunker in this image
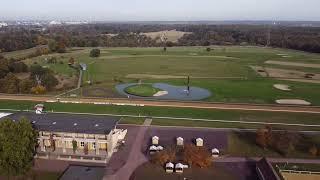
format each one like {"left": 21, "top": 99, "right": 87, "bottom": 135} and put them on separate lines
{"left": 251, "top": 66, "right": 320, "bottom": 83}
{"left": 273, "top": 84, "right": 291, "bottom": 91}
{"left": 153, "top": 91, "right": 168, "bottom": 97}
{"left": 276, "top": 99, "right": 311, "bottom": 105}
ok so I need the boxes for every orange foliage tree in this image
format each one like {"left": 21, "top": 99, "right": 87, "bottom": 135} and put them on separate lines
{"left": 183, "top": 144, "right": 212, "bottom": 168}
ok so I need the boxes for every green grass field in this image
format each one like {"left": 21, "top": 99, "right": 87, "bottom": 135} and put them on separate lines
{"left": 124, "top": 84, "right": 161, "bottom": 97}
{"left": 1, "top": 100, "right": 320, "bottom": 131}
{"left": 21, "top": 46, "right": 320, "bottom": 104}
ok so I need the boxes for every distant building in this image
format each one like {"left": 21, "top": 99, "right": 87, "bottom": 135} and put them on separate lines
{"left": 0, "top": 112, "right": 127, "bottom": 163}
{"left": 256, "top": 157, "right": 281, "bottom": 180}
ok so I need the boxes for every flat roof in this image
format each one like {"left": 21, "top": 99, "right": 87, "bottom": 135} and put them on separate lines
{"left": 0, "top": 112, "right": 120, "bottom": 134}
{"left": 60, "top": 165, "right": 105, "bottom": 180}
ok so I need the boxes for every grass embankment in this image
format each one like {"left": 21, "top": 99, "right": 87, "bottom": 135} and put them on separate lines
{"left": 124, "top": 84, "right": 162, "bottom": 97}
{"left": 1, "top": 100, "right": 320, "bottom": 130}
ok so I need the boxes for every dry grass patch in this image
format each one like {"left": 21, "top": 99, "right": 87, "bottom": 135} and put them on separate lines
{"left": 142, "top": 30, "right": 192, "bottom": 42}
{"left": 265, "top": 60, "right": 320, "bottom": 68}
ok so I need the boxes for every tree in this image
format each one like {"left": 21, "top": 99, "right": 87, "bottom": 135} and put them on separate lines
{"left": 0, "top": 59, "right": 9, "bottom": 79}
{"left": 0, "top": 118, "right": 37, "bottom": 176}
{"left": 309, "top": 145, "right": 318, "bottom": 156}
{"left": 90, "top": 49, "right": 101, "bottom": 58}
{"left": 72, "top": 140, "right": 78, "bottom": 154}
{"left": 183, "top": 144, "right": 212, "bottom": 168}
{"left": 256, "top": 125, "right": 273, "bottom": 149}
{"left": 56, "top": 41, "right": 66, "bottom": 53}
{"left": 1, "top": 73, "right": 20, "bottom": 94}
{"left": 31, "top": 85, "right": 46, "bottom": 94}
{"left": 68, "top": 57, "right": 75, "bottom": 65}
{"left": 19, "top": 79, "right": 34, "bottom": 94}
{"left": 48, "top": 39, "right": 57, "bottom": 52}
{"left": 151, "top": 147, "right": 176, "bottom": 166}
{"left": 84, "top": 143, "right": 89, "bottom": 155}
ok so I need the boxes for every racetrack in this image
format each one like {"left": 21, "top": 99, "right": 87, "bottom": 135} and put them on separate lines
{"left": 0, "top": 94, "right": 320, "bottom": 114}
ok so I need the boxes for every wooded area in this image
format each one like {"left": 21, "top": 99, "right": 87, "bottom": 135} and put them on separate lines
{"left": 1, "top": 24, "right": 320, "bottom": 53}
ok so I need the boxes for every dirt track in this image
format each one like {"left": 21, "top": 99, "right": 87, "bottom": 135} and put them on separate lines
{"left": 0, "top": 94, "right": 320, "bottom": 114}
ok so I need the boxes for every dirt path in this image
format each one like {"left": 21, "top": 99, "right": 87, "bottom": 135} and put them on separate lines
{"left": 0, "top": 94, "right": 320, "bottom": 114}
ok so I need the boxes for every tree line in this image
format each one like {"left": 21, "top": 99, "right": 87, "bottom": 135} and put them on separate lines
{"left": 1, "top": 24, "right": 320, "bottom": 53}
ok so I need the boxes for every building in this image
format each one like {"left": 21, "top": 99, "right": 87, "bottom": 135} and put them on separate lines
{"left": 0, "top": 112, "right": 127, "bottom": 163}
{"left": 256, "top": 157, "right": 281, "bottom": 180}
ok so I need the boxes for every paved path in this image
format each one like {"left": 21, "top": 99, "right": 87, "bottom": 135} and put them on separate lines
{"left": 104, "top": 119, "right": 150, "bottom": 180}
{"left": 0, "top": 94, "right": 320, "bottom": 114}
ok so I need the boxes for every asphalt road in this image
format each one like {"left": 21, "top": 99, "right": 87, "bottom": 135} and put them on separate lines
{"left": 0, "top": 94, "right": 320, "bottom": 114}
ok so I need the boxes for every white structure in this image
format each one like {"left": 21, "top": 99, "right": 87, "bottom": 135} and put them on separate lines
{"left": 212, "top": 148, "right": 220, "bottom": 158}
{"left": 149, "top": 145, "right": 157, "bottom": 154}
{"left": 149, "top": 145, "right": 163, "bottom": 154}
{"left": 196, "top": 138, "right": 203, "bottom": 147}
{"left": 175, "top": 163, "right": 184, "bottom": 173}
{"left": 176, "top": 137, "right": 184, "bottom": 146}
{"left": 152, "top": 136, "right": 159, "bottom": 145}
{"left": 156, "top": 146, "right": 164, "bottom": 151}
{"left": 34, "top": 104, "right": 45, "bottom": 114}
{"left": 165, "top": 162, "right": 174, "bottom": 173}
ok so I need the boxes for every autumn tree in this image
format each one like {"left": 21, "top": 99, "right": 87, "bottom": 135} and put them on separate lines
{"left": 256, "top": 125, "right": 273, "bottom": 149}
{"left": 19, "top": 79, "right": 34, "bottom": 94}
{"left": 151, "top": 147, "right": 176, "bottom": 166}
{"left": 183, "top": 144, "right": 212, "bottom": 168}
{"left": 1, "top": 73, "right": 20, "bottom": 94}
{"left": 0, "top": 118, "right": 37, "bottom": 177}
{"left": 309, "top": 145, "right": 318, "bottom": 156}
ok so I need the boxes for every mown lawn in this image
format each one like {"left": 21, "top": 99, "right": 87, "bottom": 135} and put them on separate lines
{"left": 124, "top": 84, "right": 161, "bottom": 97}
{"left": 1, "top": 100, "right": 320, "bottom": 130}
{"left": 20, "top": 46, "right": 320, "bottom": 105}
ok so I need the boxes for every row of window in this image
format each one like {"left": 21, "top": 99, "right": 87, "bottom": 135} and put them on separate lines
{"left": 80, "top": 142, "right": 96, "bottom": 149}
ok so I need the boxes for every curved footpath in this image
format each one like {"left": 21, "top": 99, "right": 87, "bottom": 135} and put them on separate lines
{"left": 0, "top": 94, "right": 320, "bottom": 114}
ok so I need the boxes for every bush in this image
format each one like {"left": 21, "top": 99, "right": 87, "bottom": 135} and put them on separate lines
{"left": 90, "top": 49, "right": 101, "bottom": 57}
{"left": 31, "top": 85, "right": 46, "bottom": 94}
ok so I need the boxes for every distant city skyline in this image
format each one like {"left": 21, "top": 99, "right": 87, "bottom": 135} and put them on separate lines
{"left": 0, "top": 0, "right": 319, "bottom": 21}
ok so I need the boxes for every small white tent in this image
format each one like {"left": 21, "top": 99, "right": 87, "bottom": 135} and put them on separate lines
{"left": 212, "top": 148, "right": 220, "bottom": 158}
{"left": 152, "top": 136, "right": 159, "bottom": 145}
{"left": 196, "top": 138, "right": 203, "bottom": 147}
{"left": 176, "top": 137, "right": 184, "bottom": 146}
{"left": 165, "top": 162, "right": 174, "bottom": 173}
{"left": 175, "top": 163, "right": 184, "bottom": 173}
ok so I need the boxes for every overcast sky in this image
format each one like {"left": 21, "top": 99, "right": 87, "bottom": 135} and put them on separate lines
{"left": 0, "top": 0, "right": 319, "bottom": 21}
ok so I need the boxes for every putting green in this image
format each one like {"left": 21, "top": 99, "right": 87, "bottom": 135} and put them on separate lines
{"left": 124, "top": 84, "right": 162, "bottom": 97}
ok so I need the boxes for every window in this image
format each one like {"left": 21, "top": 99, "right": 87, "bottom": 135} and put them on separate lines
{"left": 92, "top": 142, "right": 96, "bottom": 149}
{"left": 80, "top": 142, "right": 84, "bottom": 147}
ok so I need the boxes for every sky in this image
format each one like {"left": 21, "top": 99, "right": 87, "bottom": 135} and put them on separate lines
{"left": 0, "top": 0, "right": 319, "bottom": 21}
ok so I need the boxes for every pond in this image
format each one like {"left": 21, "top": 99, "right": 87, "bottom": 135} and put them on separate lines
{"left": 115, "top": 83, "right": 211, "bottom": 100}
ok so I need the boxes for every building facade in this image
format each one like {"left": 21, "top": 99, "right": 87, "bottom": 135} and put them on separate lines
{"left": 1, "top": 112, "right": 127, "bottom": 163}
